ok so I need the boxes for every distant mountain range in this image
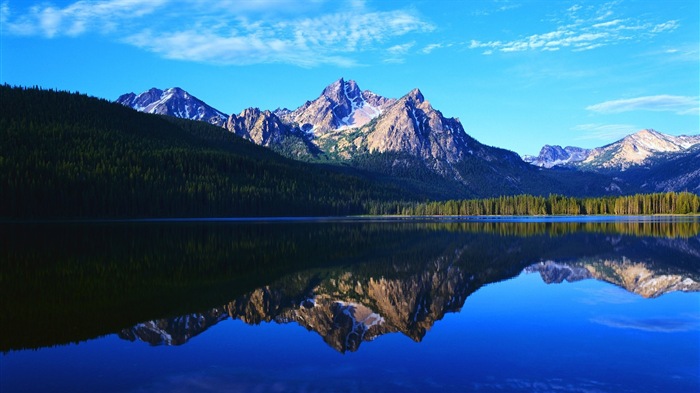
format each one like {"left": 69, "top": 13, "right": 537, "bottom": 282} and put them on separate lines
{"left": 524, "top": 129, "right": 700, "bottom": 171}
{"left": 117, "top": 79, "right": 700, "bottom": 194}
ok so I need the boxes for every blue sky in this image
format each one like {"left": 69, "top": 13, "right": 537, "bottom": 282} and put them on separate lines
{"left": 2, "top": 0, "right": 698, "bottom": 155}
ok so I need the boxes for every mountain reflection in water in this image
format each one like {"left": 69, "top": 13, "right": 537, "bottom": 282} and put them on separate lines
{"left": 3, "top": 217, "right": 694, "bottom": 353}
{"left": 118, "top": 248, "right": 700, "bottom": 353}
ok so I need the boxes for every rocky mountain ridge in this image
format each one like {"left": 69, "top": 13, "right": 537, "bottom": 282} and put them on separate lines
{"left": 116, "top": 87, "right": 228, "bottom": 126}
{"left": 524, "top": 129, "right": 700, "bottom": 171}
{"left": 118, "top": 79, "right": 553, "bottom": 194}
{"left": 116, "top": 81, "right": 698, "bottom": 195}
{"left": 276, "top": 78, "right": 396, "bottom": 135}
{"left": 523, "top": 145, "right": 591, "bottom": 168}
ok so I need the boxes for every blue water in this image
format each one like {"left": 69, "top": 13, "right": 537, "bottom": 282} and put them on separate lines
{"left": 3, "top": 272, "right": 698, "bottom": 393}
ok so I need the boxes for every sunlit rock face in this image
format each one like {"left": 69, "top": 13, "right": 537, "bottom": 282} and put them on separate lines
{"left": 276, "top": 78, "right": 395, "bottom": 136}
{"left": 225, "top": 108, "right": 291, "bottom": 147}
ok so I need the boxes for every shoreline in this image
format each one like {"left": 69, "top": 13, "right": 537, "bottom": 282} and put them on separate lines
{"left": 2, "top": 214, "right": 699, "bottom": 225}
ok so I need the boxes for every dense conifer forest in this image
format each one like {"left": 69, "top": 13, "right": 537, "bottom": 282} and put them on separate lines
{"left": 369, "top": 192, "right": 700, "bottom": 216}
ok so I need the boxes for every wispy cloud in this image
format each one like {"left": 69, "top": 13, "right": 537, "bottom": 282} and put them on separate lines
{"left": 3, "top": 0, "right": 167, "bottom": 37}
{"left": 471, "top": 0, "right": 521, "bottom": 16}
{"left": 421, "top": 43, "right": 448, "bottom": 54}
{"left": 468, "top": 1, "right": 680, "bottom": 54}
{"left": 2, "top": 0, "right": 434, "bottom": 67}
{"left": 586, "top": 95, "right": 700, "bottom": 115}
{"left": 383, "top": 41, "right": 415, "bottom": 63}
{"left": 592, "top": 315, "right": 700, "bottom": 333}
{"left": 573, "top": 123, "right": 638, "bottom": 141}
{"left": 651, "top": 20, "right": 679, "bottom": 33}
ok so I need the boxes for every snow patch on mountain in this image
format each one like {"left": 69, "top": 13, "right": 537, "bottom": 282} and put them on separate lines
{"left": 524, "top": 129, "right": 700, "bottom": 171}
{"left": 116, "top": 87, "right": 228, "bottom": 126}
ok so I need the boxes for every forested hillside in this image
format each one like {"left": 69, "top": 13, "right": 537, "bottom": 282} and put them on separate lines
{"left": 0, "top": 86, "right": 415, "bottom": 218}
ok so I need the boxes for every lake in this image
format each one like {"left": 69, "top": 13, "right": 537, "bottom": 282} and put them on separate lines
{"left": 1, "top": 217, "right": 699, "bottom": 392}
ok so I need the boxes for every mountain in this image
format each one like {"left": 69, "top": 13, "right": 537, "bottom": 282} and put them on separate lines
{"left": 580, "top": 129, "right": 700, "bottom": 171}
{"left": 116, "top": 87, "right": 228, "bottom": 126}
{"left": 114, "top": 84, "right": 696, "bottom": 196}
{"left": 625, "top": 144, "right": 700, "bottom": 193}
{"left": 523, "top": 145, "right": 590, "bottom": 168}
{"left": 271, "top": 79, "right": 623, "bottom": 196}
{"left": 276, "top": 78, "right": 396, "bottom": 135}
{"left": 225, "top": 107, "right": 320, "bottom": 159}
{"left": 276, "top": 79, "right": 506, "bottom": 166}
{"left": 116, "top": 80, "right": 629, "bottom": 197}
{"left": 525, "top": 129, "right": 700, "bottom": 171}
{"left": 523, "top": 129, "right": 700, "bottom": 192}
{"left": 1, "top": 85, "right": 418, "bottom": 219}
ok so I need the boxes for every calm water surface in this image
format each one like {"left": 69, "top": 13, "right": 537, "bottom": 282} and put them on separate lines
{"left": 1, "top": 217, "right": 699, "bottom": 392}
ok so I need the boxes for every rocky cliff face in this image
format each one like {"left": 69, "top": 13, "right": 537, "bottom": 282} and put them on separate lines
{"left": 326, "top": 89, "right": 472, "bottom": 162}
{"left": 273, "top": 78, "right": 517, "bottom": 173}
{"left": 277, "top": 78, "right": 395, "bottom": 136}
{"left": 523, "top": 145, "right": 590, "bottom": 168}
{"left": 116, "top": 87, "right": 228, "bottom": 126}
{"left": 226, "top": 108, "right": 291, "bottom": 147}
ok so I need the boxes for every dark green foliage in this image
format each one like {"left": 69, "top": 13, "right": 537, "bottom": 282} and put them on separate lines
{"left": 0, "top": 85, "right": 414, "bottom": 218}
{"left": 394, "top": 192, "right": 700, "bottom": 216}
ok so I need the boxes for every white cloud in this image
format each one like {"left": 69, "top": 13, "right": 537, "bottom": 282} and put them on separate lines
{"left": 591, "top": 316, "right": 700, "bottom": 332}
{"left": 421, "top": 43, "right": 443, "bottom": 54}
{"left": 387, "top": 42, "right": 414, "bottom": 55}
{"left": 4, "top": 0, "right": 167, "bottom": 37}
{"left": 383, "top": 41, "right": 415, "bottom": 63}
{"left": 573, "top": 123, "right": 638, "bottom": 141}
{"left": 3, "top": 0, "right": 434, "bottom": 67}
{"left": 651, "top": 20, "right": 679, "bottom": 33}
{"left": 468, "top": 1, "right": 681, "bottom": 54}
{"left": 586, "top": 95, "right": 700, "bottom": 115}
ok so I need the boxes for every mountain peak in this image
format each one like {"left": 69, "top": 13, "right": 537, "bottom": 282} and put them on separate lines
{"left": 280, "top": 78, "right": 391, "bottom": 135}
{"left": 116, "top": 87, "right": 228, "bottom": 126}
{"left": 146, "top": 87, "right": 163, "bottom": 95}
{"left": 406, "top": 88, "right": 424, "bottom": 103}
{"left": 322, "top": 78, "right": 345, "bottom": 95}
